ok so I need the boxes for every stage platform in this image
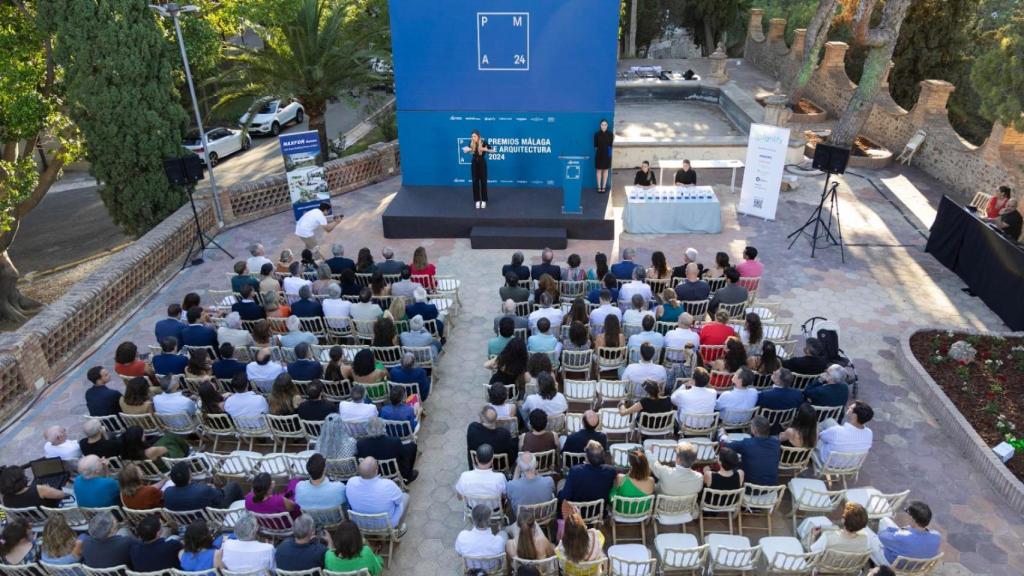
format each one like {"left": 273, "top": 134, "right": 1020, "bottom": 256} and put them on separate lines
{"left": 382, "top": 186, "right": 615, "bottom": 248}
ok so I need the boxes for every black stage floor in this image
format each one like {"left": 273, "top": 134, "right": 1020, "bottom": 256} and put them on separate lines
{"left": 382, "top": 185, "right": 615, "bottom": 241}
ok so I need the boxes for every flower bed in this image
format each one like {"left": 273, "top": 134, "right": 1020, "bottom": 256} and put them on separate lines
{"left": 909, "top": 330, "right": 1024, "bottom": 481}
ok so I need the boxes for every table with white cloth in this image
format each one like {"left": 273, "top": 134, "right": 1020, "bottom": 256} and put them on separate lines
{"left": 623, "top": 186, "right": 722, "bottom": 234}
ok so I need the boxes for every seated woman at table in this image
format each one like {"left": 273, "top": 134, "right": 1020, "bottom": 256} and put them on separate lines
{"left": 633, "top": 160, "right": 656, "bottom": 187}
{"left": 985, "top": 185, "right": 1013, "bottom": 218}
{"left": 674, "top": 159, "right": 697, "bottom": 186}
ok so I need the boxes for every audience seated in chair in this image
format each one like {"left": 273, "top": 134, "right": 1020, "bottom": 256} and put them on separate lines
{"left": 804, "top": 502, "right": 871, "bottom": 556}
{"left": 339, "top": 383, "right": 378, "bottom": 422}
{"left": 346, "top": 457, "right": 409, "bottom": 532}
{"left": 130, "top": 514, "right": 183, "bottom": 571}
{"left": 670, "top": 367, "right": 717, "bottom": 423}
{"left": 556, "top": 509, "right": 606, "bottom": 569}
{"left": 43, "top": 425, "right": 81, "bottom": 462}
{"left": 720, "top": 415, "right": 781, "bottom": 486}
{"left": 783, "top": 337, "right": 829, "bottom": 374}
{"left": 225, "top": 371, "right": 269, "bottom": 418}
{"left": 735, "top": 246, "right": 763, "bottom": 278}
{"left": 291, "top": 284, "right": 324, "bottom": 318}
{"left": 757, "top": 367, "right": 805, "bottom": 412}
{"left": 873, "top": 500, "right": 942, "bottom": 566}
{"left": 457, "top": 504, "right": 509, "bottom": 571}
{"left": 647, "top": 441, "right": 703, "bottom": 497}
{"left": 287, "top": 342, "right": 324, "bottom": 381}
{"left": 503, "top": 251, "right": 531, "bottom": 282}
{"left": 456, "top": 443, "right": 507, "bottom": 501}
{"left": 804, "top": 364, "right": 852, "bottom": 418}
{"left": 670, "top": 247, "right": 704, "bottom": 279}
{"left": 611, "top": 247, "right": 638, "bottom": 281}
{"left": 294, "top": 453, "right": 347, "bottom": 512}
{"left": 528, "top": 292, "right": 562, "bottom": 335}
{"left": 406, "top": 287, "right": 444, "bottom": 337}
{"left": 619, "top": 266, "right": 652, "bottom": 309}
{"left": 674, "top": 262, "right": 710, "bottom": 301}
{"left": 80, "top": 510, "right": 135, "bottom": 569}
{"left": 155, "top": 304, "right": 186, "bottom": 350}
{"left": 708, "top": 267, "right": 748, "bottom": 314}
{"left": 215, "top": 512, "right": 275, "bottom": 574}
{"left": 325, "top": 519, "right": 385, "bottom": 575}
{"left": 246, "top": 347, "right": 286, "bottom": 391}
{"left": 507, "top": 452, "right": 555, "bottom": 521}
{"left": 278, "top": 315, "right": 318, "bottom": 348}
{"left": 358, "top": 416, "right": 419, "bottom": 484}
{"left": 527, "top": 317, "right": 561, "bottom": 356}
{"left": 700, "top": 310, "right": 737, "bottom": 346}
{"left": 391, "top": 266, "right": 422, "bottom": 299}
{"left": 559, "top": 440, "right": 617, "bottom": 506}
{"left": 232, "top": 284, "right": 266, "bottom": 321}
{"left": 622, "top": 343, "right": 667, "bottom": 397}
{"left": 563, "top": 410, "right": 609, "bottom": 453}
{"left": 325, "top": 243, "right": 355, "bottom": 274}
{"left": 296, "top": 381, "right": 338, "bottom": 421}
{"left": 275, "top": 514, "right": 328, "bottom": 571}
{"left": 212, "top": 342, "right": 248, "bottom": 379}
{"left": 501, "top": 272, "right": 531, "bottom": 303}
{"left": 73, "top": 454, "right": 120, "bottom": 508}
{"left": 258, "top": 263, "right": 280, "bottom": 296}
{"left": 531, "top": 248, "right": 562, "bottom": 281}
{"left": 817, "top": 401, "right": 874, "bottom": 464}
{"left": 85, "top": 365, "right": 122, "bottom": 418}
{"left": 627, "top": 315, "right": 665, "bottom": 357}
{"left": 716, "top": 367, "right": 759, "bottom": 423}
{"left": 79, "top": 418, "right": 121, "bottom": 459}
{"left": 181, "top": 306, "right": 218, "bottom": 349}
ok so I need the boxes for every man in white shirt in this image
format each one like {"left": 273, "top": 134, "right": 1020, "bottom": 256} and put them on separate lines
{"left": 293, "top": 201, "right": 340, "bottom": 257}
{"left": 455, "top": 444, "right": 507, "bottom": 501}
{"left": 670, "top": 367, "right": 718, "bottom": 423}
{"left": 627, "top": 315, "right": 665, "bottom": 358}
{"left": 618, "top": 266, "right": 652, "bottom": 309}
{"left": 646, "top": 441, "right": 703, "bottom": 499}
{"left": 282, "top": 261, "right": 312, "bottom": 297}
{"left": 621, "top": 343, "right": 667, "bottom": 397}
{"left": 322, "top": 282, "right": 351, "bottom": 329}
{"left": 217, "top": 312, "right": 255, "bottom": 348}
{"left": 245, "top": 348, "right": 286, "bottom": 393}
{"left": 349, "top": 288, "right": 383, "bottom": 323}
{"left": 43, "top": 426, "right": 82, "bottom": 461}
{"left": 817, "top": 401, "right": 874, "bottom": 464}
{"left": 664, "top": 313, "right": 700, "bottom": 362}
{"left": 246, "top": 242, "right": 273, "bottom": 276}
{"left": 153, "top": 378, "right": 198, "bottom": 427}
{"left": 346, "top": 457, "right": 408, "bottom": 531}
{"left": 224, "top": 373, "right": 269, "bottom": 417}
{"left": 219, "top": 513, "right": 275, "bottom": 575}
{"left": 338, "top": 384, "right": 378, "bottom": 422}
{"left": 455, "top": 504, "right": 507, "bottom": 570}
{"left": 588, "top": 289, "right": 621, "bottom": 334}
{"left": 716, "top": 367, "right": 759, "bottom": 424}
{"left": 622, "top": 293, "right": 655, "bottom": 327}
{"left": 527, "top": 292, "right": 563, "bottom": 334}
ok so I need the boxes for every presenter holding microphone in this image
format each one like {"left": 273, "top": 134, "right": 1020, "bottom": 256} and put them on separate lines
{"left": 462, "top": 130, "right": 493, "bottom": 209}
{"left": 594, "top": 119, "right": 614, "bottom": 194}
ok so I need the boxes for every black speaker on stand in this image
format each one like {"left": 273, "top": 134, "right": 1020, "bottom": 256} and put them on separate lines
{"left": 787, "top": 142, "right": 850, "bottom": 262}
{"left": 163, "top": 156, "right": 234, "bottom": 270}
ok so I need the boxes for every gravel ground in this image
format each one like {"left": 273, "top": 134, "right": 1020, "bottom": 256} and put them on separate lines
{"left": 19, "top": 254, "right": 112, "bottom": 306}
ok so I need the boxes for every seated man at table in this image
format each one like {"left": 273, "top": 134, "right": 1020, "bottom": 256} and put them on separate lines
{"left": 992, "top": 197, "right": 1022, "bottom": 241}
{"left": 674, "top": 159, "right": 697, "bottom": 186}
{"left": 634, "top": 160, "right": 656, "bottom": 187}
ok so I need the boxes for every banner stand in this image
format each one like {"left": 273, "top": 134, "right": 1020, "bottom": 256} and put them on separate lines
{"left": 279, "top": 130, "right": 330, "bottom": 221}
{"left": 737, "top": 123, "right": 790, "bottom": 221}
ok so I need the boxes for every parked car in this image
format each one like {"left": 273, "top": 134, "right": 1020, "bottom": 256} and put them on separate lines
{"left": 239, "top": 98, "right": 305, "bottom": 136}
{"left": 182, "top": 127, "right": 250, "bottom": 166}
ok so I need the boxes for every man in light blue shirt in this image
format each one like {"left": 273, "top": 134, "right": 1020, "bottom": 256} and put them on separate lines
{"left": 873, "top": 500, "right": 942, "bottom": 566}
{"left": 74, "top": 455, "right": 120, "bottom": 508}
{"left": 278, "top": 316, "right": 318, "bottom": 349}
{"left": 627, "top": 315, "right": 664, "bottom": 360}
{"left": 527, "top": 317, "right": 561, "bottom": 356}
{"left": 345, "top": 457, "right": 408, "bottom": 531}
{"left": 294, "top": 454, "right": 346, "bottom": 519}
{"left": 488, "top": 317, "right": 515, "bottom": 357}
{"left": 399, "top": 315, "right": 440, "bottom": 355}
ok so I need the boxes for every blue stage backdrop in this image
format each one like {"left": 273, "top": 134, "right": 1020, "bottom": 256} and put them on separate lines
{"left": 388, "top": 0, "right": 619, "bottom": 189}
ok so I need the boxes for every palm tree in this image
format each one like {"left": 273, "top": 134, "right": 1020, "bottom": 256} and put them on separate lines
{"left": 213, "top": 0, "right": 382, "bottom": 158}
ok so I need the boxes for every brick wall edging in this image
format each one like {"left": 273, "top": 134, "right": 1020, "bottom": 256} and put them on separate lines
{"left": 897, "top": 326, "right": 1024, "bottom": 515}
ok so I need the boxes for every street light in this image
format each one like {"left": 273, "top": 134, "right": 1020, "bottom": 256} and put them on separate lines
{"left": 150, "top": 2, "right": 224, "bottom": 226}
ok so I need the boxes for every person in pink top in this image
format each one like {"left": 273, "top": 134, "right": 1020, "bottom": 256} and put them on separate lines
{"left": 245, "top": 472, "right": 301, "bottom": 519}
{"left": 735, "top": 246, "right": 764, "bottom": 278}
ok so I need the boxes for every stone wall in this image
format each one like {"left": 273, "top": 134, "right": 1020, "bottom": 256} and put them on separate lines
{"left": 743, "top": 9, "right": 1018, "bottom": 203}
{"left": 0, "top": 141, "right": 400, "bottom": 418}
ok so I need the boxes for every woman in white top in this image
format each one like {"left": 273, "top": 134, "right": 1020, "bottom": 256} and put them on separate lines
{"left": 487, "top": 382, "right": 517, "bottom": 420}
{"left": 740, "top": 312, "right": 764, "bottom": 357}
{"left": 808, "top": 502, "right": 871, "bottom": 554}
{"left": 520, "top": 373, "right": 568, "bottom": 417}
{"left": 215, "top": 513, "right": 274, "bottom": 575}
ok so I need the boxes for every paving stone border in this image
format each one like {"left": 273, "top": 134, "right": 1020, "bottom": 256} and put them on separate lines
{"left": 898, "top": 326, "right": 1024, "bottom": 515}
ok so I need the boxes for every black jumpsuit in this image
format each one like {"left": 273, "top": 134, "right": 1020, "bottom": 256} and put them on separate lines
{"left": 472, "top": 141, "right": 489, "bottom": 203}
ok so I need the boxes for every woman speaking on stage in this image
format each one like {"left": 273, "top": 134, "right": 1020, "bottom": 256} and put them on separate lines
{"left": 462, "top": 130, "right": 494, "bottom": 209}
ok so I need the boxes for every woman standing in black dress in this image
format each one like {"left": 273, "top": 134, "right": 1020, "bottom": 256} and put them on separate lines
{"left": 462, "top": 130, "right": 494, "bottom": 209}
{"left": 593, "top": 119, "right": 614, "bottom": 194}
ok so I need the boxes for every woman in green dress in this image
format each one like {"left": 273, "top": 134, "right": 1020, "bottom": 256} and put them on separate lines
{"left": 608, "top": 448, "right": 656, "bottom": 514}
{"left": 324, "top": 520, "right": 383, "bottom": 575}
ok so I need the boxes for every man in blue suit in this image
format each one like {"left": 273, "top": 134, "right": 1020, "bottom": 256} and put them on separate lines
{"left": 325, "top": 243, "right": 355, "bottom": 275}
{"left": 154, "top": 304, "right": 185, "bottom": 350}
{"left": 558, "top": 441, "right": 617, "bottom": 506}
{"left": 230, "top": 284, "right": 265, "bottom": 321}
{"left": 180, "top": 306, "right": 218, "bottom": 349}
{"left": 290, "top": 285, "right": 323, "bottom": 318}
{"left": 405, "top": 287, "right": 444, "bottom": 337}
{"left": 757, "top": 368, "right": 807, "bottom": 433}
{"left": 530, "top": 248, "right": 561, "bottom": 281}
{"left": 610, "top": 247, "right": 638, "bottom": 280}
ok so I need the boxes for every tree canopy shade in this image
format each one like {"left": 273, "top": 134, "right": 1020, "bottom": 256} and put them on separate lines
{"left": 0, "top": 1, "right": 82, "bottom": 323}
{"left": 39, "top": 0, "right": 189, "bottom": 237}
{"left": 971, "top": 4, "right": 1024, "bottom": 131}
{"left": 213, "top": 0, "right": 384, "bottom": 159}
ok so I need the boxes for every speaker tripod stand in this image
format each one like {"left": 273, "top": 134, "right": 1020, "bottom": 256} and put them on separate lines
{"left": 787, "top": 172, "right": 846, "bottom": 263}
{"left": 181, "top": 186, "right": 233, "bottom": 270}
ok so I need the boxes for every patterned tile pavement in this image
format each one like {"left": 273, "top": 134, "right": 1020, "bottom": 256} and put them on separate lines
{"left": 2, "top": 163, "right": 1021, "bottom": 574}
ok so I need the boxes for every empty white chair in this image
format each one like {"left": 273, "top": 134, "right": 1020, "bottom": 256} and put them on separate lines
{"left": 607, "top": 543, "right": 655, "bottom": 575}
{"left": 654, "top": 534, "right": 707, "bottom": 575}
{"left": 760, "top": 536, "right": 818, "bottom": 575}
{"left": 706, "top": 534, "right": 761, "bottom": 575}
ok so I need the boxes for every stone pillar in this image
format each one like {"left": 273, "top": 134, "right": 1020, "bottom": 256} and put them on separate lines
{"left": 767, "top": 18, "right": 786, "bottom": 42}
{"left": 763, "top": 93, "right": 792, "bottom": 127}
{"left": 214, "top": 185, "right": 235, "bottom": 225}
{"left": 880, "top": 60, "right": 895, "bottom": 89}
{"left": 748, "top": 9, "right": 765, "bottom": 42}
{"left": 918, "top": 80, "right": 955, "bottom": 113}
{"left": 821, "top": 41, "right": 849, "bottom": 68}
{"left": 980, "top": 122, "right": 1008, "bottom": 165}
{"left": 708, "top": 42, "right": 729, "bottom": 85}
{"left": 790, "top": 29, "right": 807, "bottom": 61}
{"left": 369, "top": 142, "right": 398, "bottom": 175}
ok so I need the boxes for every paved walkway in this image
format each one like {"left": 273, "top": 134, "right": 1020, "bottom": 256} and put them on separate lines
{"left": 1, "top": 164, "right": 1021, "bottom": 574}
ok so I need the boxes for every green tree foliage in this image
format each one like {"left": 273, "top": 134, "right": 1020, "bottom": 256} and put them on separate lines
{"left": 40, "top": 0, "right": 189, "bottom": 237}
{"left": 971, "top": 3, "right": 1024, "bottom": 132}
{"left": 758, "top": 0, "right": 821, "bottom": 44}
{"left": 890, "top": 0, "right": 991, "bottom": 143}
{"left": 214, "top": 0, "right": 384, "bottom": 159}
{"left": 685, "top": 0, "right": 752, "bottom": 55}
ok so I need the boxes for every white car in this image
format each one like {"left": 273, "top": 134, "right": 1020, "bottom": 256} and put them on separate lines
{"left": 182, "top": 127, "right": 250, "bottom": 166}
{"left": 239, "top": 98, "right": 305, "bottom": 136}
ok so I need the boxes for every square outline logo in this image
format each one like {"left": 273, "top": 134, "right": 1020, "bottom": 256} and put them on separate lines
{"left": 476, "top": 12, "right": 530, "bottom": 72}
{"left": 457, "top": 138, "right": 471, "bottom": 165}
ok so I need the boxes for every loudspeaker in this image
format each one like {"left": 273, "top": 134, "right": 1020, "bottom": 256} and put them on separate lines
{"left": 812, "top": 142, "right": 851, "bottom": 175}
{"left": 162, "top": 156, "right": 205, "bottom": 187}
{"left": 682, "top": 69, "right": 696, "bottom": 80}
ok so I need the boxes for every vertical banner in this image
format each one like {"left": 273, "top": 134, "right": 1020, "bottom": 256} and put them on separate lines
{"left": 738, "top": 123, "right": 790, "bottom": 220}
{"left": 279, "top": 130, "right": 329, "bottom": 221}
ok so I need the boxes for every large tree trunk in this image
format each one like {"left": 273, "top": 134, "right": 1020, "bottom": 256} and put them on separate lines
{"left": 831, "top": 0, "right": 913, "bottom": 147}
{"left": 627, "top": 0, "right": 638, "bottom": 57}
{"left": 307, "top": 105, "right": 329, "bottom": 160}
{"left": 703, "top": 19, "right": 714, "bottom": 57}
{"left": 788, "top": 0, "right": 840, "bottom": 106}
{"left": 0, "top": 225, "right": 41, "bottom": 325}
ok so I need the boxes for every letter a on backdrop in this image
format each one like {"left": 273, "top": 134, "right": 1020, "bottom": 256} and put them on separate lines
{"left": 738, "top": 123, "right": 790, "bottom": 220}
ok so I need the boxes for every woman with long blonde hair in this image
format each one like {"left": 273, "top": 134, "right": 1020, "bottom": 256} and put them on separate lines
{"left": 40, "top": 515, "right": 81, "bottom": 565}
{"left": 556, "top": 510, "right": 605, "bottom": 574}
{"left": 506, "top": 509, "right": 554, "bottom": 561}
{"left": 462, "top": 130, "right": 494, "bottom": 209}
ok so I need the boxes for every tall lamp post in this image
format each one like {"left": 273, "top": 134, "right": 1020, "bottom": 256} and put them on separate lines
{"left": 150, "top": 2, "right": 224, "bottom": 226}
